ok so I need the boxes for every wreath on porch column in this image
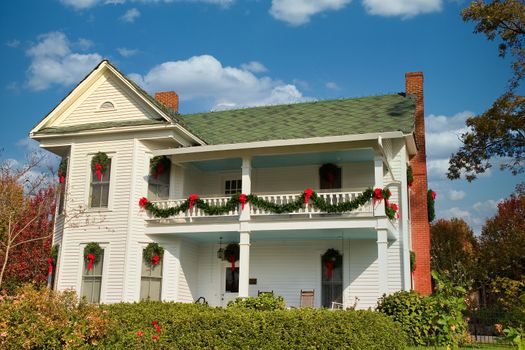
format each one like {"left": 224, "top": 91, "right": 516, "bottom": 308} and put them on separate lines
{"left": 322, "top": 249, "right": 342, "bottom": 280}
{"left": 84, "top": 242, "right": 103, "bottom": 271}
{"left": 91, "top": 152, "right": 109, "bottom": 181}
{"left": 150, "top": 156, "right": 171, "bottom": 179}
{"left": 144, "top": 243, "right": 164, "bottom": 267}
{"left": 407, "top": 165, "right": 414, "bottom": 187}
{"left": 223, "top": 243, "right": 240, "bottom": 273}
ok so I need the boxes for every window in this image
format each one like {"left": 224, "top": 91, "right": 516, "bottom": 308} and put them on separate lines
{"left": 81, "top": 250, "right": 104, "bottom": 303}
{"left": 148, "top": 163, "right": 170, "bottom": 201}
{"left": 319, "top": 164, "right": 342, "bottom": 190}
{"left": 224, "top": 179, "right": 242, "bottom": 195}
{"left": 225, "top": 267, "right": 239, "bottom": 293}
{"left": 89, "top": 159, "right": 111, "bottom": 208}
{"left": 140, "top": 252, "right": 163, "bottom": 301}
{"left": 99, "top": 101, "right": 114, "bottom": 110}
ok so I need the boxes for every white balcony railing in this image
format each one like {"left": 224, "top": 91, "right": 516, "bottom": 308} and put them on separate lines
{"left": 149, "top": 191, "right": 373, "bottom": 220}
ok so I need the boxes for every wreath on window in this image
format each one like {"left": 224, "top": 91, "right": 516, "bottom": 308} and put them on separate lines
{"left": 319, "top": 163, "right": 339, "bottom": 186}
{"left": 144, "top": 242, "right": 164, "bottom": 267}
{"left": 91, "top": 152, "right": 110, "bottom": 181}
{"left": 84, "top": 242, "right": 103, "bottom": 271}
{"left": 322, "top": 249, "right": 342, "bottom": 280}
{"left": 50, "top": 244, "right": 60, "bottom": 266}
{"left": 58, "top": 159, "right": 67, "bottom": 184}
{"left": 150, "top": 156, "right": 171, "bottom": 179}
{"left": 223, "top": 243, "right": 240, "bottom": 272}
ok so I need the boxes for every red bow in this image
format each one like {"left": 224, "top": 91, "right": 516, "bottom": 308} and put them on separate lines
{"left": 87, "top": 253, "right": 95, "bottom": 271}
{"left": 373, "top": 188, "right": 383, "bottom": 205}
{"left": 188, "top": 194, "right": 199, "bottom": 209}
{"left": 239, "top": 194, "right": 247, "bottom": 210}
{"left": 58, "top": 171, "right": 65, "bottom": 184}
{"left": 304, "top": 188, "right": 313, "bottom": 204}
{"left": 229, "top": 255, "right": 236, "bottom": 273}
{"left": 95, "top": 163, "right": 103, "bottom": 181}
{"left": 47, "top": 258, "right": 53, "bottom": 275}
{"left": 325, "top": 260, "right": 334, "bottom": 280}
{"left": 431, "top": 191, "right": 436, "bottom": 200}
{"left": 139, "top": 197, "right": 149, "bottom": 209}
{"left": 152, "top": 255, "right": 160, "bottom": 265}
{"left": 154, "top": 163, "right": 165, "bottom": 179}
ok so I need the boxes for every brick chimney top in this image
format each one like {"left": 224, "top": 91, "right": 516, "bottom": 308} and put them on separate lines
{"left": 154, "top": 91, "right": 179, "bottom": 113}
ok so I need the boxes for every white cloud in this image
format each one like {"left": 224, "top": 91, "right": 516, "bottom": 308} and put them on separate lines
{"left": 241, "top": 61, "right": 268, "bottom": 73}
{"left": 325, "top": 81, "right": 340, "bottom": 90}
{"left": 439, "top": 206, "right": 471, "bottom": 220}
{"left": 26, "top": 32, "right": 102, "bottom": 91}
{"left": 270, "top": 0, "right": 351, "bottom": 26}
{"left": 362, "top": 0, "right": 442, "bottom": 18}
{"left": 448, "top": 189, "right": 466, "bottom": 201}
{"left": 60, "top": 0, "right": 101, "bottom": 10}
{"left": 6, "top": 39, "right": 21, "bottom": 48}
{"left": 117, "top": 47, "right": 139, "bottom": 57}
{"left": 129, "top": 54, "right": 309, "bottom": 110}
{"left": 120, "top": 8, "right": 141, "bottom": 22}
{"left": 76, "top": 38, "right": 94, "bottom": 50}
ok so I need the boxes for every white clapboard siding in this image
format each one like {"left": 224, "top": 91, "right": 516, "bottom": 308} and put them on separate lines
{"left": 177, "top": 239, "right": 200, "bottom": 302}
{"left": 60, "top": 73, "right": 159, "bottom": 127}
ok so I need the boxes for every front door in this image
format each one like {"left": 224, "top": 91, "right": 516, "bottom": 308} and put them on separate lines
{"left": 220, "top": 264, "right": 239, "bottom": 307}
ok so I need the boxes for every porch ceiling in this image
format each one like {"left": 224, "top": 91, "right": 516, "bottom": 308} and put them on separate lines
{"left": 160, "top": 228, "right": 378, "bottom": 243}
{"left": 189, "top": 149, "right": 374, "bottom": 172}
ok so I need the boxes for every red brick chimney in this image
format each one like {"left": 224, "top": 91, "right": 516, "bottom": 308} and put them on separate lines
{"left": 155, "top": 91, "right": 179, "bottom": 113}
{"left": 406, "top": 72, "right": 432, "bottom": 295}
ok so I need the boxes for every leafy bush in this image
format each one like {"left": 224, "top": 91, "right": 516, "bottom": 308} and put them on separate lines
{"left": 377, "top": 272, "right": 468, "bottom": 347}
{"left": 227, "top": 292, "right": 285, "bottom": 310}
{"left": 491, "top": 276, "right": 525, "bottom": 329}
{"left": 102, "top": 301, "right": 407, "bottom": 349}
{"left": 0, "top": 284, "right": 110, "bottom": 349}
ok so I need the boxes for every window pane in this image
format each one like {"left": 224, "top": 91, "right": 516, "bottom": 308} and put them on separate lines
{"left": 91, "top": 184, "right": 101, "bottom": 207}
{"left": 82, "top": 250, "right": 103, "bottom": 303}
{"left": 225, "top": 267, "right": 239, "bottom": 293}
{"left": 149, "top": 279, "right": 161, "bottom": 301}
{"left": 90, "top": 159, "right": 111, "bottom": 208}
{"left": 225, "top": 181, "right": 230, "bottom": 190}
{"left": 148, "top": 161, "right": 170, "bottom": 201}
{"left": 100, "top": 184, "right": 109, "bottom": 207}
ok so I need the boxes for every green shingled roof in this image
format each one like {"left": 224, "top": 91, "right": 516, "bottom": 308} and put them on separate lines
{"left": 178, "top": 94, "right": 416, "bottom": 145}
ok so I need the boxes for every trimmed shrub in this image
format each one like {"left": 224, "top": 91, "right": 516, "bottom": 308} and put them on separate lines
{"left": 102, "top": 301, "right": 407, "bottom": 349}
{"left": 377, "top": 272, "right": 468, "bottom": 347}
{"left": 227, "top": 293, "right": 285, "bottom": 310}
{"left": 0, "top": 284, "right": 110, "bottom": 349}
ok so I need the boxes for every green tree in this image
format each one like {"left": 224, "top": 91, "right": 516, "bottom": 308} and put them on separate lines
{"left": 430, "top": 218, "right": 478, "bottom": 289}
{"left": 448, "top": 0, "right": 525, "bottom": 181}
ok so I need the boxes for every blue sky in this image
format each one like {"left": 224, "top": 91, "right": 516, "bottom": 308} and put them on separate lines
{"left": 0, "top": 0, "right": 522, "bottom": 232}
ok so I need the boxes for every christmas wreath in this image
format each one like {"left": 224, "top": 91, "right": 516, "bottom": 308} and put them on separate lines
{"left": 407, "top": 165, "right": 414, "bottom": 187}
{"left": 84, "top": 242, "right": 103, "bottom": 271}
{"left": 319, "top": 163, "right": 340, "bottom": 187}
{"left": 50, "top": 244, "right": 59, "bottom": 266}
{"left": 150, "top": 156, "right": 171, "bottom": 179}
{"left": 144, "top": 242, "right": 164, "bottom": 267}
{"left": 223, "top": 243, "right": 239, "bottom": 272}
{"left": 91, "top": 152, "right": 110, "bottom": 181}
{"left": 410, "top": 251, "right": 416, "bottom": 272}
{"left": 322, "top": 249, "right": 342, "bottom": 280}
{"left": 58, "top": 159, "right": 67, "bottom": 184}
{"left": 427, "top": 189, "right": 436, "bottom": 222}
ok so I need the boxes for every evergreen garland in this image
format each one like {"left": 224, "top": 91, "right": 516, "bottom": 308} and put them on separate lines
{"left": 144, "top": 242, "right": 164, "bottom": 267}
{"left": 91, "top": 152, "right": 110, "bottom": 172}
{"left": 140, "top": 187, "right": 399, "bottom": 220}
{"left": 407, "top": 165, "right": 414, "bottom": 187}
{"left": 84, "top": 242, "right": 103, "bottom": 265}
{"left": 427, "top": 189, "right": 436, "bottom": 222}
{"left": 410, "top": 250, "right": 416, "bottom": 272}
{"left": 50, "top": 244, "right": 60, "bottom": 266}
{"left": 58, "top": 159, "right": 67, "bottom": 182}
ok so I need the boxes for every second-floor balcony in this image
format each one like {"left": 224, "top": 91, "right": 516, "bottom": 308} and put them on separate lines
{"left": 148, "top": 190, "right": 375, "bottom": 222}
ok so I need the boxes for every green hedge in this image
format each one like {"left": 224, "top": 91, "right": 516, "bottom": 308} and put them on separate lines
{"left": 102, "top": 301, "right": 407, "bottom": 349}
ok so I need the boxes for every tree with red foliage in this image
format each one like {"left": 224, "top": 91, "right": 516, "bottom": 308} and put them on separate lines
{"left": 0, "top": 153, "right": 56, "bottom": 290}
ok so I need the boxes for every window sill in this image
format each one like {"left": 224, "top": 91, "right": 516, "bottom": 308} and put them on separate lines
{"left": 86, "top": 207, "right": 113, "bottom": 213}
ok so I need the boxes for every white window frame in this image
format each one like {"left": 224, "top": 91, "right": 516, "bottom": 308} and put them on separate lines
{"left": 223, "top": 177, "right": 242, "bottom": 196}
{"left": 85, "top": 152, "right": 116, "bottom": 212}
{"left": 76, "top": 242, "right": 110, "bottom": 304}
{"left": 135, "top": 242, "right": 167, "bottom": 302}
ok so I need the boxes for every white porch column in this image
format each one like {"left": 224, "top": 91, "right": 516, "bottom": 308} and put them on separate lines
{"left": 374, "top": 155, "right": 385, "bottom": 216}
{"left": 238, "top": 156, "right": 251, "bottom": 298}
{"left": 238, "top": 231, "right": 250, "bottom": 298}
{"left": 377, "top": 229, "right": 388, "bottom": 296}
{"left": 240, "top": 156, "right": 252, "bottom": 221}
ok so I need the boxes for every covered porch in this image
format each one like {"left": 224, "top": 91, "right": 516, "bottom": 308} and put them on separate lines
{"left": 158, "top": 228, "right": 405, "bottom": 310}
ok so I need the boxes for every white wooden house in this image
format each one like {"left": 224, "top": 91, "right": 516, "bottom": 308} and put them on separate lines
{"left": 30, "top": 60, "right": 431, "bottom": 309}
